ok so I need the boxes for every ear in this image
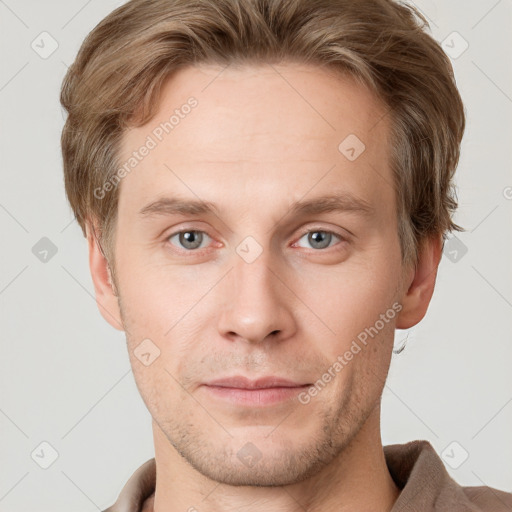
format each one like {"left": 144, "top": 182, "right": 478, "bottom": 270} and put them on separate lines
{"left": 395, "top": 234, "right": 443, "bottom": 329}
{"left": 86, "top": 220, "right": 124, "bottom": 331}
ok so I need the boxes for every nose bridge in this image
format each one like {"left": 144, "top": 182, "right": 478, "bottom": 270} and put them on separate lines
{"left": 234, "top": 245, "right": 277, "bottom": 300}
{"left": 217, "top": 241, "right": 295, "bottom": 343}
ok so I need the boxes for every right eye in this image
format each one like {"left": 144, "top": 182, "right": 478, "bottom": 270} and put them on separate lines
{"left": 167, "top": 230, "right": 213, "bottom": 252}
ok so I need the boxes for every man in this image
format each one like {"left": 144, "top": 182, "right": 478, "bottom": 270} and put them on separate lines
{"left": 59, "top": 0, "right": 512, "bottom": 511}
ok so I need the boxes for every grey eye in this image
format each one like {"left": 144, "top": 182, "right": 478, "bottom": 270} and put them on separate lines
{"left": 296, "top": 231, "right": 341, "bottom": 250}
{"left": 168, "top": 230, "right": 209, "bottom": 250}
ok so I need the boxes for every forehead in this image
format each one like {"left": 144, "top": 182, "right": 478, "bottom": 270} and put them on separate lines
{"left": 118, "top": 62, "right": 392, "bottom": 219}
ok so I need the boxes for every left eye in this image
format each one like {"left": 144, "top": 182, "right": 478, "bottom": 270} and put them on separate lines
{"left": 167, "top": 230, "right": 211, "bottom": 251}
{"left": 295, "top": 230, "right": 343, "bottom": 250}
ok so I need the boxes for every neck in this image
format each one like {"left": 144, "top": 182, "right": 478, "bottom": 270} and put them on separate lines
{"left": 149, "top": 405, "right": 401, "bottom": 512}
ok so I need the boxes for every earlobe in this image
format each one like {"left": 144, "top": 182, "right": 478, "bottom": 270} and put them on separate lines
{"left": 86, "top": 220, "right": 124, "bottom": 332}
{"left": 395, "top": 235, "right": 443, "bottom": 329}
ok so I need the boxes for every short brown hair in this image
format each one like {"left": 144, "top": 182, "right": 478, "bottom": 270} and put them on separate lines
{"left": 60, "top": 0, "right": 465, "bottom": 280}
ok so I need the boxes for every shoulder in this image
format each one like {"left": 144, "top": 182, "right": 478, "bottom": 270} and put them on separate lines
{"left": 461, "top": 484, "right": 512, "bottom": 511}
{"left": 102, "top": 458, "right": 156, "bottom": 512}
{"left": 385, "top": 440, "right": 512, "bottom": 512}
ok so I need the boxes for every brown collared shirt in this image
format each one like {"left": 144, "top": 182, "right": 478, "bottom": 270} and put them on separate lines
{"left": 102, "top": 440, "right": 512, "bottom": 511}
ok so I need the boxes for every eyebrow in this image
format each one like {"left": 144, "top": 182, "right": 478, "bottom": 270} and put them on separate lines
{"left": 138, "top": 192, "right": 375, "bottom": 220}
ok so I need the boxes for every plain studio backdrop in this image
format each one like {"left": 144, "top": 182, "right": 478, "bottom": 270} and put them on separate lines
{"left": 0, "top": 0, "right": 511, "bottom": 510}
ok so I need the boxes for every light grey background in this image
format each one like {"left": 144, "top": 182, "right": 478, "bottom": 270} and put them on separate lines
{"left": 1, "top": 0, "right": 511, "bottom": 510}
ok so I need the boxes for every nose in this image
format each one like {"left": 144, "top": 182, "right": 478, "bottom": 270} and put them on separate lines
{"left": 216, "top": 247, "right": 297, "bottom": 345}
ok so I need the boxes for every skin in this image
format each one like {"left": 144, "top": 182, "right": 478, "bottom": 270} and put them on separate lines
{"left": 88, "top": 62, "right": 442, "bottom": 512}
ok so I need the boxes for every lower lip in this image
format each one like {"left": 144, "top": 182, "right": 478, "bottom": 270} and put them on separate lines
{"left": 202, "top": 385, "right": 310, "bottom": 406}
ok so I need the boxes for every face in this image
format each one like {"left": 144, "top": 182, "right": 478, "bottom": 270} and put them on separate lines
{"left": 108, "top": 62, "right": 410, "bottom": 485}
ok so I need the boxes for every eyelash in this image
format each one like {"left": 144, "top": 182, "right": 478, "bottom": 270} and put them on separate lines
{"left": 165, "top": 227, "right": 346, "bottom": 254}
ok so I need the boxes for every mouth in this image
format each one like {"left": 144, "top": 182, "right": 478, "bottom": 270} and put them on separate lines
{"left": 201, "top": 376, "right": 311, "bottom": 406}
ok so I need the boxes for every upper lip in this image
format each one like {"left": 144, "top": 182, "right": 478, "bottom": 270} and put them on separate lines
{"left": 204, "top": 376, "right": 309, "bottom": 389}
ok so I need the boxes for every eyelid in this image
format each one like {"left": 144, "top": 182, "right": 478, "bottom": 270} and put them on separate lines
{"left": 163, "top": 221, "right": 214, "bottom": 241}
{"left": 293, "top": 224, "right": 349, "bottom": 242}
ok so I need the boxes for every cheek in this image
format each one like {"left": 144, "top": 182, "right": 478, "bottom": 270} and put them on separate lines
{"left": 130, "top": 361, "right": 176, "bottom": 420}
{"left": 290, "top": 257, "right": 401, "bottom": 376}
{"left": 299, "top": 259, "right": 399, "bottom": 326}
{"left": 117, "top": 258, "right": 197, "bottom": 336}
{"left": 117, "top": 263, "right": 212, "bottom": 383}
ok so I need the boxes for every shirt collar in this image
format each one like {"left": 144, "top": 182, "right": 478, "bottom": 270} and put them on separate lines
{"left": 104, "top": 439, "right": 484, "bottom": 512}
